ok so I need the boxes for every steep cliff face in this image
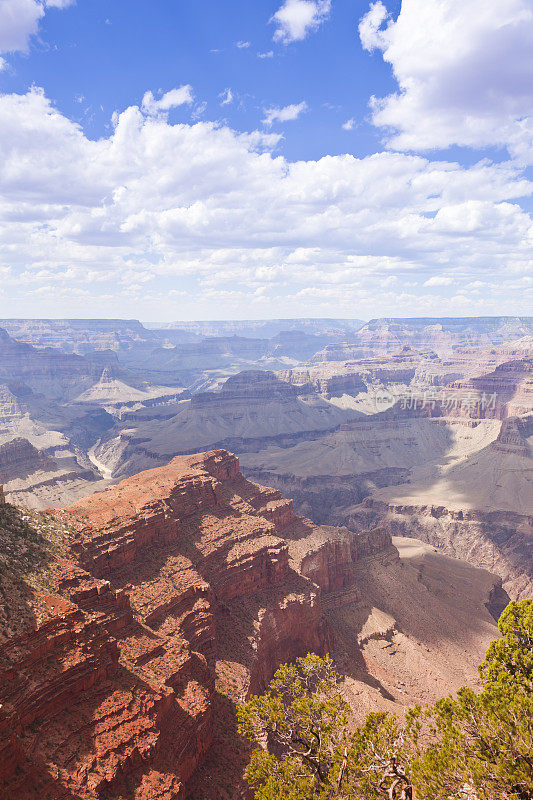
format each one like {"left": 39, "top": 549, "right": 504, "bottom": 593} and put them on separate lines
{"left": 277, "top": 365, "right": 370, "bottom": 398}
{"left": 348, "top": 498, "right": 532, "bottom": 601}
{"left": 450, "top": 357, "right": 533, "bottom": 417}
{"left": 1, "top": 450, "right": 386, "bottom": 800}
{"left": 493, "top": 414, "right": 533, "bottom": 455}
{"left": 0, "top": 508, "right": 213, "bottom": 800}
{"left": 0, "top": 384, "right": 27, "bottom": 422}
{"left": 0, "top": 437, "right": 56, "bottom": 481}
{"left": 289, "top": 525, "right": 392, "bottom": 595}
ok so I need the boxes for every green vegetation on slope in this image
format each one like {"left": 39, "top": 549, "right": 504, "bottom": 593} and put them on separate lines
{"left": 238, "top": 600, "right": 533, "bottom": 800}
{"left": 0, "top": 503, "right": 70, "bottom": 641}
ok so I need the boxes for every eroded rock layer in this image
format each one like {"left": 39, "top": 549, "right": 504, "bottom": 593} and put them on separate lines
{"left": 349, "top": 498, "right": 533, "bottom": 601}
{"left": 0, "top": 449, "right": 390, "bottom": 800}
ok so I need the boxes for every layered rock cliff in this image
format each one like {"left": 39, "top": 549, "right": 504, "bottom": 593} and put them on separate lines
{"left": 343, "top": 415, "right": 533, "bottom": 600}
{"left": 93, "top": 371, "right": 353, "bottom": 479}
{"left": 0, "top": 437, "right": 56, "bottom": 481}
{"left": 450, "top": 357, "right": 533, "bottom": 417}
{"left": 0, "top": 449, "right": 391, "bottom": 800}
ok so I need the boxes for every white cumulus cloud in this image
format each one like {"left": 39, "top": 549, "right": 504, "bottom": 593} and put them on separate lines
{"left": 263, "top": 101, "right": 308, "bottom": 126}
{"left": 0, "top": 0, "right": 44, "bottom": 52}
{"left": 0, "top": 0, "right": 74, "bottom": 54}
{"left": 141, "top": 86, "right": 194, "bottom": 116}
{"left": 0, "top": 87, "right": 531, "bottom": 318}
{"left": 359, "top": 0, "right": 533, "bottom": 163}
{"left": 423, "top": 275, "right": 454, "bottom": 287}
{"left": 271, "top": 0, "right": 331, "bottom": 44}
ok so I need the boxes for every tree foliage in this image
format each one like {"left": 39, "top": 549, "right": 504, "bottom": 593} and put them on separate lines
{"left": 238, "top": 600, "right": 533, "bottom": 800}
{"left": 338, "top": 711, "right": 420, "bottom": 799}
{"left": 413, "top": 599, "right": 533, "bottom": 800}
{"left": 237, "top": 654, "right": 349, "bottom": 799}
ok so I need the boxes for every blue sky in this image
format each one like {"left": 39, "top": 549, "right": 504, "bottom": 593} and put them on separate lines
{"left": 0, "top": 0, "right": 532, "bottom": 321}
{"left": 3, "top": 0, "right": 401, "bottom": 161}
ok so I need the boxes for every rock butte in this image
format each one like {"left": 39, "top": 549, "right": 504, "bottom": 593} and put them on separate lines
{"left": 0, "top": 449, "right": 506, "bottom": 799}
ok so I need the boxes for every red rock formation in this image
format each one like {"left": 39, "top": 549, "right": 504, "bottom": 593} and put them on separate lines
{"left": 289, "top": 525, "right": 392, "bottom": 595}
{"left": 1, "top": 450, "right": 386, "bottom": 799}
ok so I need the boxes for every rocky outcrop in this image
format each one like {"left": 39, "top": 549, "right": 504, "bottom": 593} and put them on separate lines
{"left": 348, "top": 497, "right": 533, "bottom": 601}
{"left": 277, "top": 365, "right": 367, "bottom": 398}
{"left": 0, "top": 437, "right": 56, "bottom": 481}
{"left": 0, "top": 384, "right": 27, "bottom": 422}
{"left": 493, "top": 415, "right": 533, "bottom": 455}
{"left": 451, "top": 357, "right": 533, "bottom": 417}
{"left": 289, "top": 525, "right": 392, "bottom": 594}
{"left": 0, "top": 450, "right": 389, "bottom": 799}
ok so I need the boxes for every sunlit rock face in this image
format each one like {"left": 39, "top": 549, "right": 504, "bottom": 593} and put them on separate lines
{"left": 1, "top": 449, "right": 391, "bottom": 799}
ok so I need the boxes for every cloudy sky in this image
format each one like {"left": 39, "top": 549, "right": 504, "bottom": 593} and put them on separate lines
{"left": 0, "top": 0, "right": 532, "bottom": 321}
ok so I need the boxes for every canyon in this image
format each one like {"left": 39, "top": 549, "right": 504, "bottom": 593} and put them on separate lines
{"left": 1, "top": 315, "right": 531, "bottom": 797}
{"left": 0, "top": 317, "right": 531, "bottom": 601}
{"left": 0, "top": 450, "right": 508, "bottom": 799}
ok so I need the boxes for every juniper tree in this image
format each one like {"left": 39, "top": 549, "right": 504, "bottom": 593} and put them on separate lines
{"left": 238, "top": 601, "right": 533, "bottom": 800}
{"left": 237, "top": 654, "right": 349, "bottom": 800}
{"left": 412, "top": 600, "right": 533, "bottom": 800}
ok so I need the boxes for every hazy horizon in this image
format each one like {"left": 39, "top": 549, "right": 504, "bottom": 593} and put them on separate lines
{"left": 2, "top": 314, "right": 533, "bottom": 326}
